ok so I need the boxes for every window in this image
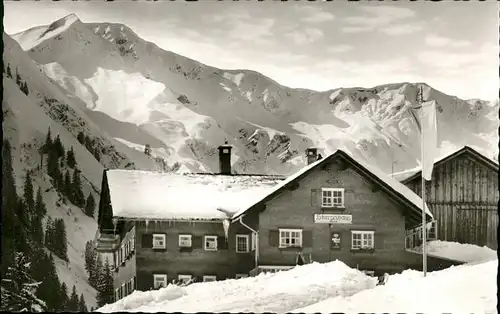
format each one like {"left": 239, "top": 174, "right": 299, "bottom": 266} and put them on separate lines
{"left": 153, "top": 274, "right": 167, "bottom": 289}
{"left": 130, "top": 277, "right": 135, "bottom": 292}
{"left": 178, "top": 274, "right": 192, "bottom": 284}
{"left": 351, "top": 231, "right": 374, "bottom": 250}
{"left": 322, "top": 188, "right": 344, "bottom": 208}
{"left": 153, "top": 234, "right": 166, "bottom": 249}
{"left": 279, "top": 229, "right": 302, "bottom": 248}
{"left": 204, "top": 236, "right": 218, "bottom": 251}
{"left": 115, "top": 289, "right": 120, "bottom": 301}
{"left": 236, "top": 235, "right": 250, "bottom": 253}
{"left": 203, "top": 275, "right": 216, "bottom": 282}
{"left": 125, "top": 242, "right": 129, "bottom": 257}
{"left": 131, "top": 238, "right": 135, "bottom": 252}
{"left": 235, "top": 274, "right": 248, "bottom": 279}
{"left": 178, "top": 234, "right": 192, "bottom": 247}
{"left": 121, "top": 246, "right": 125, "bottom": 264}
{"left": 122, "top": 283, "right": 127, "bottom": 296}
{"left": 251, "top": 233, "right": 256, "bottom": 251}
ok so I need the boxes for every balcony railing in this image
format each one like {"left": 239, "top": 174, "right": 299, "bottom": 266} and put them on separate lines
{"left": 405, "top": 220, "right": 438, "bottom": 251}
{"left": 94, "top": 229, "right": 120, "bottom": 253}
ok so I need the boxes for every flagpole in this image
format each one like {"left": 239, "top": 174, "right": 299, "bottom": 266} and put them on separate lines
{"left": 419, "top": 86, "right": 427, "bottom": 277}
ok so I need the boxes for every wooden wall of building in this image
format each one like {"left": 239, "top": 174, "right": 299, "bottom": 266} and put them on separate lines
{"left": 404, "top": 154, "right": 498, "bottom": 249}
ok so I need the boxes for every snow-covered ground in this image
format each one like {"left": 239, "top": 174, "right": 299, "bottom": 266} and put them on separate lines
{"left": 413, "top": 240, "right": 497, "bottom": 264}
{"left": 97, "top": 260, "right": 378, "bottom": 313}
{"left": 98, "top": 255, "right": 497, "bottom": 313}
{"left": 294, "top": 260, "right": 497, "bottom": 314}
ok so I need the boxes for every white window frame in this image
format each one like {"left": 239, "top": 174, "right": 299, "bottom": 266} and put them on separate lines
{"left": 153, "top": 234, "right": 166, "bottom": 249}
{"left": 321, "top": 188, "right": 345, "bottom": 208}
{"left": 351, "top": 230, "right": 375, "bottom": 250}
{"left": 202, "top": 275, "right": 217, "bottom": 282}
{"left": 122, "top": 283, "right": 127, "bottom": 296}
{"left": 130, "top": 277, "right": 135, "bottom": 292}
{"left": 131, "top": 238, "right": 135, "bottom": 252}
{"left": 235, "top": 274, "right": 248, "bottom": 279}
{"left": 178, "top": 234, "right": 192, "bottom": 248}
{"left": 236, "top": 234, "right": 250, "bottom": 253}
{"left": 153, "top": 274, "right": 167, "bottom": 289}
{"left": 177, "top": 274, "right": 192, "bottom": 284}
{"left": 115, "top": 288, "right": 120, "bottom": 301}
{"left": 279, "top": 229, "right": 303, "bottom": 248}
{"left": 204, "top": 235, "right": 218, "bottom": 251}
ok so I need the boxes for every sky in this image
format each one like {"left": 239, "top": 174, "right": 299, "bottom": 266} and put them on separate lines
{"left": 3, "top": 1, "right": 499, "bottom": 101}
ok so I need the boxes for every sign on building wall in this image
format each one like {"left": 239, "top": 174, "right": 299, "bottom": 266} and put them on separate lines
{"left": 331, "top": 232, "right": 341, "bottom": 249}
{"left": 314, "top": 214, "right": 352, "bottom": 224}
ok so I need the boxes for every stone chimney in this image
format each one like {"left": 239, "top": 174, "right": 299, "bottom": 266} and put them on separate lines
{"left": 306, "top": 148, "right": 318, "bottom": 165}
{"left": 218, "top": 141, "right": 232, "bottom": 175}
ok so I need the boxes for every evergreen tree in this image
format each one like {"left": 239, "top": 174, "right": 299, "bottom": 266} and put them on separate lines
{"left": 64, "top": 170, "right": 72, "bottom": 202}
{"left": 34, "top": 253, "right": 62, "bottom": 311}
{"left": 44, "top": 217, "right": 54, "bottom": 248}
{"left": 34, "top": 186, "right": 47, "bottom": 217}
{"left": 0, "top": 252, "right": 47, "bottom": 312}
{"left": 6, "top": 63, "right": 12, "bottom": 78}
{"left": 15, "top": 68, "right": 22, "bottom": 86}
{"left": 78, "top": 294, "right": 87, "bottom": 312}
{"left": 68, "top": 285, "right": 79, "bottom": 311}
{"left": 23, "top": 171, "right": 35, "bottom": 226}
{"left": 14, "top": 198, "right": 30, "bottom": 254}
{"left": 54, "top": 219, "right": 69, "bottom": 262}
{"left": 77, "top": 131, "right": 85, "bottom": 145}
{"left": 47, "top": 149, "right": 59, "bottom": 180}
{"left": 53, "top": 135, "right": 65, "bottom": 158}
{"left": 85, "top": 193, "right": 96, "bottom": 218}
{"left": 44, "top": 127, "right": 53, "bottom": 154}
{"left": 66, "top": 146, "right": 76, "bottom": 168}
{"left": 23, "top": 81, "right": 29, "bottom": 96}
{"left": 96, "top": 258, "right": 114, "bottom": 307}
{"left": 32, "top": 187, "right": 46, "bottom": 243}
{"left": 1, "top": 140, "right": 18, "bottom": 275}
{"left": 91, "top": 255, "right": 103, "bottom": 291}
{"left": 72, "top": 169, "right": 85, "bottom": 207}
{"left": 59, "top": 282, "right": 69, "bottom": 312}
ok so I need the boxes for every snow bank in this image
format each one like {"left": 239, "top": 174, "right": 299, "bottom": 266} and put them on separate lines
{"left": 106, "top": 170, "right": 284, "bottom": 220}
{"left": 96, "top": 260, "right": 377, "bottom": 313}
{"left": 413, "top": 240, "right": 497, "bottom": 264}
{"left": 293, "top": 260, "right": 498, "bottom": 314}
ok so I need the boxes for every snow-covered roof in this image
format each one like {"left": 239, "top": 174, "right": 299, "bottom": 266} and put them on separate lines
{"left": 232, "top": 149, "right": 433, "bottom": 220}
{"left": 400, "top": 145, "right": 499, "bottom": 183}
{"left": 106, "top": 170, "right": 284, "bottom": 220}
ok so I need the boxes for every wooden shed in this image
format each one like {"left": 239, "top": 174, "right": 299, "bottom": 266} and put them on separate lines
{"left": 400, "top": 146, "right": 498, "bottom": 250}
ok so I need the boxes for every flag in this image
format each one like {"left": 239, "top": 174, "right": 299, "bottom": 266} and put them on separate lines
{"left": 410, "top": 99, "right": 438, "bottom": 181}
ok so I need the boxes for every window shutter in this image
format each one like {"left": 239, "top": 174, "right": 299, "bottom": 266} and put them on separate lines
{"left": 310, "top": 189, "right": 317, "bottom": 207}
{"left": 268, "top": 230, "right": 279, "bottom": 247}
{"left": 302, "top": 230, "right": 313, "bottom": 247}
{"left": 218, "top": 236, "right": 228, "bottom": 250}
{"left": 142, "top": 234, "right": 153, "bottom": 248}
{"left": 192, "top": 236, "right": 203, "bottom": 249}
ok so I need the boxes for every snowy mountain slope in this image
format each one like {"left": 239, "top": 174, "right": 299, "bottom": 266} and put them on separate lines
{"left": 14, "top": 14, "right": 498, "bottom": 176}
{"left": 2, "top": 76, "right": 99, "bottom": 309}
{"left": 3, "top": 30, "right": 172, "bottom": 308}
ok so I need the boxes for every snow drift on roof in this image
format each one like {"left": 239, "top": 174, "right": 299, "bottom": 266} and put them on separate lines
{"left": 106, "top": 170, "right": 284, "bottom": 220}
{"left": 394, "top": 145, "right": 499, "bottom": 182}
{"left": 232, "top": 149, "right": 433, "bottom": 219}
